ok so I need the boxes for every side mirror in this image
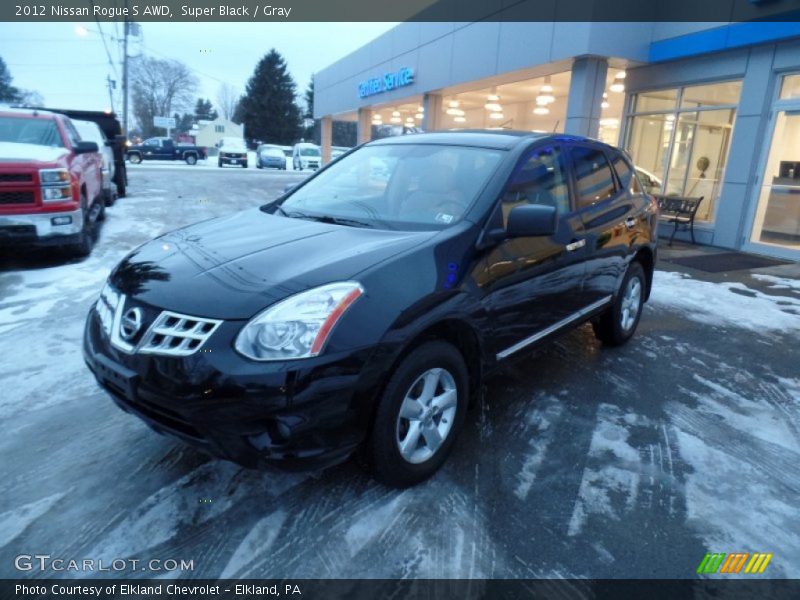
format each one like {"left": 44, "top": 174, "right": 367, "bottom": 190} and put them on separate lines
{"left": 73, "top": 141, "right": 99, "bottom": 155}
{"left": 506, "top": 204, "right": 557, "bottom": 237}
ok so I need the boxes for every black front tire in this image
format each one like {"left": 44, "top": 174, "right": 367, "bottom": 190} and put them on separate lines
{"left": 218, "top": 159, "right": 223, "bottom": 168}
{"left": 592, "top": 261, "right": 646, "bottom": 347}
{"left": 242, "top": 162, "right": 248, "bottom": 169}
{"left": 67, "top": 196, "right": 94, "bottom": 257}
{"left": 365, "top": 340, "right": 468, "bottom": 488}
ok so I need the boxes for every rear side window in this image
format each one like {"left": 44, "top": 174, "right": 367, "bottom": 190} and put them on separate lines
{"left": 609, "top": 150, "right": 641, "bottom": 194}
{"left": 569, "top": 146, "right": 617, "bottom": 207}
{"left": 501, "top": 145, "right": 570, "bottom": 226}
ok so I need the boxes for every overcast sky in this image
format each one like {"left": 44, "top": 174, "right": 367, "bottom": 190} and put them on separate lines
{"left": 0, "top": 22, "right": 397, "bottom": 113}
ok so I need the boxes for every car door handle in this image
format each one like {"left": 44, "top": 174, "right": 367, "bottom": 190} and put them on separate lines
{"left": 566, "top": 239, "right": 586, "bottom": 252}
{"left": 625, "top": 217, "right": 637, "bottom": 229}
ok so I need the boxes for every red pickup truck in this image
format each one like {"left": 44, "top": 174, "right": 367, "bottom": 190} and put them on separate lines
{"left": 0, "top": 108, "right": 105, "bottom": 256}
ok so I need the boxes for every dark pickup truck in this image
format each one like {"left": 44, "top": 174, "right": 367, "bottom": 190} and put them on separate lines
{"left": 127, "top": 137, "right": 207, "bottom": 165}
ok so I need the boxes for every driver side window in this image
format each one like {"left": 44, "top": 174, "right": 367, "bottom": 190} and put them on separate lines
{"left": 501, "top": 145, "right": 569, "bottom": 226}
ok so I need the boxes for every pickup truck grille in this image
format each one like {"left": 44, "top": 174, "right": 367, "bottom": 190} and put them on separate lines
{"left": 0, "top": 191, "right": 35, "bottom": 205}
{"left": 0, "top": 174, "right": 33, "bottom": 183}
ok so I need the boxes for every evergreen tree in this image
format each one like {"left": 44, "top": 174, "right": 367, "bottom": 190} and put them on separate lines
{"left": 194, "top": 98, "right": 216, "bottom": 121}
{"left": 0, "top": 57, "right": 21, "bottom": 103}
{"left": 239, "top": 49, "right": 301, "bottom": 145}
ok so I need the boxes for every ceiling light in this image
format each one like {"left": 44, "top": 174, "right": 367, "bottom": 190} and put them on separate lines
{"left": 601, "top": 101, "right": 610, "bottom": 109}
{"left": 390, "top": 117, "right": 401, "bottom": 123}
{"left": 665, "top": 114, "right": 675, "bottom": 122}
{"left": 417, "top": 106, "right": 424, "bottom": 112}
{"left": 603, "top": 92, "right": 609, "bottom": 99}
{"left": 453, "top": 116, "right": 466, "bottom": 123}
{"left": 484, "top": 102, "right": 502, "bottom": 112}
{"left": 446, "top": 108, "right": 465, "bottom": 116}
{"left": 615, "top": 70, "right": 626, "bottom": 79}
{"left": 489, "top": 112, "right": 505, "bottom": 120}
{"left": 415, "top": 113, "right": 424, "bottom": 119}
{"left": 599, "top": 117, "right": 619, "bottom": 127}
{"left": 610, "top": 82, "right": 625, "bottom": 93}
{"left": 487, "top": 93, "right": 500, "bottom": 102}
{"left": 448, "top": 100, "right": 460, "bottom": 108}
{"left": 533, "top": 106, "right": 550, "bottom": 115}
{"left": 540, "top": 75, "right": 554, "bottom": 94}
{"left": 391, "top": 110, "right": 400, "bottom": 117}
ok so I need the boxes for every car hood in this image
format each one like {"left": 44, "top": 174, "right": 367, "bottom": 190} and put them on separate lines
{"left": 110, "top": 208, "right": 437, "bottom": 319}
{"left": 0, "top": 142, "right": 68, "bottom": 164}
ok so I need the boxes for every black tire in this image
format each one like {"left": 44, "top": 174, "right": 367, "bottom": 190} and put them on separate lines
{"left": 366, "top": 340, "right": 468, "bottom": 488}
{"left": 242, "top": 162, "right": 248, "bottom": 169}
{"left": 128, "top": 153, "right": 141, "bottom": 165}
{"left": 67, "top": 195, "right": 94, "bottom": 257}
{"left": 185, "top": 153, "right": 197, "bottom": 165}
{"left": 592, "top": 261, "right": 646, "bottom": 347}
{"left": 218, "top": 159, "right": 223, "bottom": 168}
{"left": 256, "top": 161, "right": 262, "bottom": 169}
{"left": 95, "top": 197, "right": 106, "bottom": 222}
{"left": 103, "top": 188, "right": 115, "bottom": 207}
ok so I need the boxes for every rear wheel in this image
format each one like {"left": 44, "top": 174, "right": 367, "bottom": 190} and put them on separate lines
{"left": 242, "top": 162, "right": 248, "bottom": 169}
{"left": 185, "top": 153, "right": 197, "bottom": 165}
{"left": 218, "top": 159, "right": 223, "bottom": 168}
{"left": 366, "top": 341, "right": 468, "bottom": 488}
{"left": 592, "top": 261, "right": 645, "bottom": 346}
{"left": 128, "top": 153, "right": 141, "bottom": 165}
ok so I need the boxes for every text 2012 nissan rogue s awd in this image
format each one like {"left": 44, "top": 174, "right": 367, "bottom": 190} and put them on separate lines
{"left": 84, "top": 131, "right": 658, "bottom": 488}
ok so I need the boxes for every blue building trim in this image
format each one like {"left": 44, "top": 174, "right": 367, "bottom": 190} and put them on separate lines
{"left": 649, "top": 19, "right": 800, "bottom": 62}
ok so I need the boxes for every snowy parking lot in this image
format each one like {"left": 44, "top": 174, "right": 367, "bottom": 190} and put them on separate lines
{"left": 1, "top": 166, "right": 799, "bottom": 580}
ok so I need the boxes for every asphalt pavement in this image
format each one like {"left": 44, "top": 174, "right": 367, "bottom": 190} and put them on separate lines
{"left": 0, "top": 163, "right": 798, "bottom": 580}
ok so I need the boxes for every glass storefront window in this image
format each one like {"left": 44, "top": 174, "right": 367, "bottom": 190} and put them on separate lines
{"left": 634, "top": 89, "right": 678, "bottom": 112}
{"left": 780, "top": 74, "right": 800, "bottom": 100}
{"left": 680, "top": 81, "right": 742, "bottom": 109}
{"left": 625, "top": 80, "right": 741, "bottom": 223}
{"left": 750, "top": 110, "right": 800, "bottom": 249}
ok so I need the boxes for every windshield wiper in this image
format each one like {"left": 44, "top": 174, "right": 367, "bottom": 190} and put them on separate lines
{"left": 278, "top": 210, "right": 372, "bottom": 228}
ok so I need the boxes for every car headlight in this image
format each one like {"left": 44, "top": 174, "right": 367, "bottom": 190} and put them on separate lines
{"left": 40, "top": 168, "right": 70, "bottom": 184}
{"left": 234, "top": 282, "right": 364, "bottom": 361}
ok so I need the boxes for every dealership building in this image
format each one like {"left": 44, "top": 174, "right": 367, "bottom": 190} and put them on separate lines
{"left": 313, "top": 19, "right": 800, "bottom": 259}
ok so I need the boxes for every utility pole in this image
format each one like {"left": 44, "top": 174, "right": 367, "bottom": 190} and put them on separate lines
{"left": 106, "top": 75, "right": 116, "bottom": 112}
{"left": 122, "top": 0, "right": 129, "bottom": 136}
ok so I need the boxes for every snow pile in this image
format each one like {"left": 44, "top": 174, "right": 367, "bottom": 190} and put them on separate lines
{"left": 650, "top": 271, "right": 800, "bottom": 333}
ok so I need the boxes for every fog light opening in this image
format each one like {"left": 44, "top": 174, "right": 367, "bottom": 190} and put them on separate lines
{"left": 51, "top": 216, "right": 73, "bottom": 226}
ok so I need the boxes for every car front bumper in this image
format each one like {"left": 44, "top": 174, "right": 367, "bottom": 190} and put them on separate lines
{"left": 0, "top": 207, "right": 83, "bottom": 246}
{"left": 82, "top": 302, "right": 386, "bottom": 470}
{"left": 219, "top": 155, "right": 247, "bottom": 165}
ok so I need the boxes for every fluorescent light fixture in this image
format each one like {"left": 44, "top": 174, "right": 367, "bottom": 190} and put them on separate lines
{"left": 601, "top": 101, "right": 610, "bottom": 109}
{"left": 533, "top": 106, "right": 550, "bottom": 115}
{"left": 599, "top": 117, "right": 619, "bottom": 127}
{"left": 488, "top": 112, "right": 505, "bottom": 120}
{"left": 610, "top": 82, "right": 625, "bottom": 93}
{"left": 453, "top": 116, "right": 466, "bottom": 123}
{"left": 487, "top": 94, "right": 500, "bottom": 102}
{"left": 615, "top": 70, "right": 626, "bottom": 79}
{"left": 391, "top": 110, "right": 400, "bottom": 117}
{"left": 446, "top": 108, "right": 465, "bottom": 116}
{"left": 448, "top": 100, "right": 460, "bottom": 108}
{"left": 415, "top": 113, "right": 424, "bottom": 119}
{"left": 390, "top": 117, "right": 401, "bottom": 123}
{"left": 484, "top": 102, "right": 502, "bottom": 112}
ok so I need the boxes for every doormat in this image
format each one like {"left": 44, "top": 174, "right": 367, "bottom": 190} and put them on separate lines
{"left": 665, "top": 252, "right": 792, "bottom": 273}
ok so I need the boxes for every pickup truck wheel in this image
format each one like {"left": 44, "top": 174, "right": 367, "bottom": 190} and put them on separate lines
{"left": 242, "top": 162, "right": 248, "bottom": 169}
{"left": 218, "top": 159, "right": 223, "bottom": 168}
{"left": 185, "top": 154, "right": 197, "bottom": 165}
{"left": 128, "top": 153, "right": 141, "bottom": 165}
{"left": 592, "top": 261, "right": 645, "bottom": 347}
{"left": 68, "top": 196, "right": 94, "bottom": 258}
{"left": 95, "top": 198, "right": 106, "bottom": 221}
{"left": 366, "top": 341, "right": 468, "bottom": 488}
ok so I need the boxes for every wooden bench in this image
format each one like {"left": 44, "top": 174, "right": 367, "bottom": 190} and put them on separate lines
{"left": 655, "top": 195, "right": 704, "bottom": 246}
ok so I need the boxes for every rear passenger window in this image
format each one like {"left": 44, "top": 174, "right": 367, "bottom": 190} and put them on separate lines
{"left": 609, "top": 150, "right": 641, "bottom": 194}
{"left": 569, "top": 146, "right": 617, "bottom": 207}
{"left": 501, "top": 145, "right": 569, "bottom": 226}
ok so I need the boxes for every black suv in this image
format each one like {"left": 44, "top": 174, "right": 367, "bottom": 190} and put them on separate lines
{"left": 84, "top": 131, "right": 658, "bottom": 487}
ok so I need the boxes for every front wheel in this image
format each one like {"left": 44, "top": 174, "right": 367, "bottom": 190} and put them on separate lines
{"left": 365, "top": 341, "right": 468, "bottom": 488}
{"left": 592, "top": 261, "right": 645, "bottom": 346}
{"left": 67, "top": 196, "right": 94, "bottom": 257}
{"left": 218, "top": 159, "right": 223, "bottom": 168}
{"left": 128, "top": 153, "right": 141, "bottom": 165}
{"left": 242, "top": 162, "right": 248, "bottom": 169}
{"left": 185, "top": 154, "right": 197, "bottom": 165}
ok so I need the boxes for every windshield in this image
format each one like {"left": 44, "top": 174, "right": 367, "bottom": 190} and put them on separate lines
{"left": 278, "top": 143, "right": 504, "bottom": 230}
{"left": 0, "top": 116, "right": 64, "bottom": 147}
{"left": 299, "top": 147, "right": 320, "bottom": 157}
{"left": 261, "top": 148, "right": 284, "bottom": 157}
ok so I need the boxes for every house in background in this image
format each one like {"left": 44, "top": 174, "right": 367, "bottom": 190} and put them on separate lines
{"left": 193, "top": 117, "right": 244, "bottom": 149}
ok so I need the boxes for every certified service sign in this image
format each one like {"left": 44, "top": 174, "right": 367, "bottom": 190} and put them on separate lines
{"left": 358, "top": 67, "right": 415, "bottom": 99}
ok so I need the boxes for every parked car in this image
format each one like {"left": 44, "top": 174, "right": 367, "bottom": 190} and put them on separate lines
{"left": 73, "top": 119, "right": 116, "bottom": 206}
{"left": 634, "top": 166, "right": 663, "bottom": 195}
{"left": 127, "top": 137, "right": 207, "bottom": 165}
{"left": 292, "top": 142, "right": 321, "bottom": 170}
{"left": 83, "top": 131, "right": 658, "bottom": 487}
{"left": 0, "top": 108, "right": 104, "bottom": 256}
{"left": 218, "top": 138, "right": 248, "bottom": 168}
{"left": 256, "top": 144, "right": 287, "bottom": 170}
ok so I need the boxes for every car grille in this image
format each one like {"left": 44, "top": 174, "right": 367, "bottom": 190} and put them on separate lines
{"left": 138, "top": 311, "right": 222, "bottom": 357}
{"left": 97, "top": 285, "right": 222, "bottom": 357}
{"left": 0, "top": 191, "right": 35, "bottom": 204}
{"left": 0, "top": 173, "right": 33, "bottom": 183}
{"left": 223, "top": 153, "right": 244, "bottom": 159}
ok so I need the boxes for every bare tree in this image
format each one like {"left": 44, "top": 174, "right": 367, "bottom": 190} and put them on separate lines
{"left": 131, "top": 56, "right": 198, "bottom": 137}
{"left": 216, "top": 83, "right": 239, "bottom": 121}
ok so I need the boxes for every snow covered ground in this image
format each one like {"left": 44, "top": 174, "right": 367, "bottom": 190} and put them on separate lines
{"left": 0, "top": 168, "right": 798, "bottom": 579}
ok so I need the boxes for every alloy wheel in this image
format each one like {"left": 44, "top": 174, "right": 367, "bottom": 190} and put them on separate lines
{"left": 395, "top": 367, "right": 458, "bottom": 464}
{"left": 620, "top": 276, "right": 642, "bottom": 332}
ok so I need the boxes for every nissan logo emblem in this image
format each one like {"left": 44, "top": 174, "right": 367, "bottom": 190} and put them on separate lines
{"left": 120, "top": 307, "right": 143, "bottom": 341}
